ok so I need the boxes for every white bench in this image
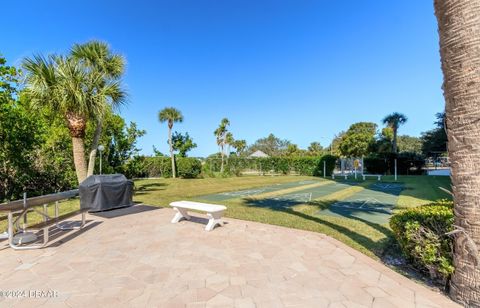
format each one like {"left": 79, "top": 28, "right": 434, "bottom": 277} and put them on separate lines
{"left": 170, "top": 201, "right": 227, "bottom": 231}
{"left": 362, "top": 174, "right": 382, "bottom": 181}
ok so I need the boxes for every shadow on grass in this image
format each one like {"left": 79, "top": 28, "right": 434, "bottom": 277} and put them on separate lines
{"left": 243, "top": 197, "right": 396, "bottom": 258}
{"left": 134, "top": 182, "right": 168, "bottom": 195}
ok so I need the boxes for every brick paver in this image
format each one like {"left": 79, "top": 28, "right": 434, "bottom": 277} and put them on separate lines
{"left": 0, "top": 205, "right": 459, "bottom": 307}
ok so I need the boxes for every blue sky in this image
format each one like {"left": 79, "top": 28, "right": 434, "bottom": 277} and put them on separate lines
{"left": 2, "top": 1, "right": 444, "bottom": 157}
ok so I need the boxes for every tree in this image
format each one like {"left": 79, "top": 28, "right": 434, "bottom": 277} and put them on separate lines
{"left": 225, "top": 132, "right": 235, "bottom": 162}
{"left": 397, "top": 135, "right": 422, "bottom": 154}
{"left": 158, "top": 107, "right": 183, "bottom": 178}
{"left": 435, "top": 1, "right": 480, "bottom": 305}
{"left": 248, "top": 133, "right": 291, "bottom": 156}
{"left": 22, "top": 41, "right": 126, "bottom": 184}
{"left": 382, "top": 112, "right": 408, "bottom": 154}
{"left": 71, "top": 41, "right": 127, "bottom": 177}
{"left": 171, "top": 131, "right": 197, "bottom": 157}
{"left": 421, "top": 112, "right": 448, "bottom": 156}
{"left": 285, "top": 144, "right": 303, "bottom": 156}
{"left": 214, "top": 118, "right": 230, "bottom": 172}
{"left": 330, "top": 132, "right": 345, "bottom": 156}
{"left": 232, "top": 139, "right": 247, "bottom": 156}
{"left": 382, "top": 112, "right": 407, "bottom": 153}
{"left": 0, "top": 56, "right": 42, "bottom": 200}
{"left": 308, "top": 142, "right": 323, "bottom": 155}
{"left": 96, "top": 113, "right": 146, "bottom": 174}
{"left": 339, "top": 122, "right": 377, "bottom": 157}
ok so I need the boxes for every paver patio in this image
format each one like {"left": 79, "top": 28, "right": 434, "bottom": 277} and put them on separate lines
{"left": 0, "top": 205, "right": 458, "bottom": 307}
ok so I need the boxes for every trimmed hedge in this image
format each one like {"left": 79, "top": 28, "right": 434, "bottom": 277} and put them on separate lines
{"left": 390, "top": 200, "right": 454, "bottom": 284}
{"left": 144, "top": 157, "right": 202, "bottom": 179}
{"left": 204, "top": 155, "right": 337, "bottom": 177}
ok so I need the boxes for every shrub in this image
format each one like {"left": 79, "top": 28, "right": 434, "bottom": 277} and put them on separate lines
{"left": 144, "top": 157, "right": 172, "bottom": 178}
{"left": 390, "top": 200, "right": 454, "bottom": 284}
{"left": 176, "top": 157, "right": 202, "bottom": 178}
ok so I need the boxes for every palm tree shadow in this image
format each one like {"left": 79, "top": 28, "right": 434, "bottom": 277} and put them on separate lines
{"left": 243, "top": 197, "right": 395, "bottom": 258}
{"left": 134, "top": 182, "right": 168, "bottom": 195}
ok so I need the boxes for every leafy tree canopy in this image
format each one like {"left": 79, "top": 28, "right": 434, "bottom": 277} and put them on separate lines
{"left": 248, "top": 133, "right": 291, "bottom": 156}
{"left": 421, "top": 112, "right": 447, "bottom": 156}
{"left": 171, "top": 131, "right": 197, "bottom": 157}
{"left": 339, "top": 122, "right": 377, "bottom": 157}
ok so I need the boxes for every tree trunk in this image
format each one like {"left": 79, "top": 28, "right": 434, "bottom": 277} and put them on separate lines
{"left": 71, "top": 137, "right": 88, "bottom": 184}
{"left": 220, "top": 144, "right": 225, "bottom": 173}
{"left": 168, "top": 126, "right": 176, "bottom": 178}
{"left": 435, "top": 0, "right": 480, "bottom": 306}
{"left": 66, "top": 113, "right": 88, "bottom": 184}
{"left": 87, "top": 120, "right": 103, "bottom": 177}
{"left": 393, "top": 128, "right": 398, "bottom": 153}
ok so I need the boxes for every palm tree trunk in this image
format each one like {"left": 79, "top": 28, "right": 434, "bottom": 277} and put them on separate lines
{"left": 72, "top": 137, "right": 88, "bottom": 183}
{"left": 220, "top": 144, "right": 225, "bottom": 173}
{"left": 393, "top": 128, "right": 398, "bottom": 153}
{"left": 435, "top": 1, "right": 480, "bottom": 305}
{"left": 66, "top": 113, "right": 88, "bottom": 184}
{"left": 87, "top": 120, "right": 102, "bottom": 177}
{"left": 168, "top": 126, "right": 176, "bottom": 178}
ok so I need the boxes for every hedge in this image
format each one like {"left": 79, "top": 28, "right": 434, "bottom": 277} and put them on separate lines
{"left": 390, "top": 200, "right": 454, "bottom": 284}
{"left": 203, "top": 155, "right": 337, "bottom": 176}
{"left": 144, "top": 157, "right": 202, "bottom": 179}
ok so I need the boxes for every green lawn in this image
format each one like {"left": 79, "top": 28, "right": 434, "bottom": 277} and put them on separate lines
{"left": 1, "top": 175, "right": 451, "bottom": 260}
{"left": 133, "top": 175, "right": 451, "bottom": 258}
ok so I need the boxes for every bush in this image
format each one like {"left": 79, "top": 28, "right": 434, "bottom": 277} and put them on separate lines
{"left": 143, "top": 157, "right": 202, "bottom": 179}
{"left": 176, "top": 157, "right": 202, "bottom": 178}
{"left": 390, "top": 200, "right": 454, "bottom": 284}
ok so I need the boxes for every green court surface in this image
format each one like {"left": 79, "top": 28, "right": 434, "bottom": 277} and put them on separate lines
{"left": 195, "top": 180, "right": 321, "bottom": 202}
{"left": 317, "top": 182, "right": 404, "bottom": 225}
{"left": 241, "top": 181, "right": 358, "bottom": 208}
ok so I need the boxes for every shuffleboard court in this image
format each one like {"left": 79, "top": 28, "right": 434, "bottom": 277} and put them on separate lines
{"left": 317, "top": 182, "right": 404, "bottom": 224}
{"left": 243, "top": 181, "right": 358, "bottom": 208}
{"left": 195, "top": 180, "right": 320, "bottom": 202}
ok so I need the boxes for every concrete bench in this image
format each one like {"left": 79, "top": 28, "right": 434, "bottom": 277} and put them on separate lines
{"left": 362, "top": 174, "right": 382, "bottom": 181}
{"left": 170, "top": 201, "right": 227, "bottom": 231}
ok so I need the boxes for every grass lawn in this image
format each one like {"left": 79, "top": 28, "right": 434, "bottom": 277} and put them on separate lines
{"left": 133, "top": 175, "right": 451, "bottom": 259}
{"left": 1, "top": 175, "right": 451, "bottom": 261}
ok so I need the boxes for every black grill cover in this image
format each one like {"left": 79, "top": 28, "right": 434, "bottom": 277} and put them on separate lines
{"left": 79, "top": 174, "right": 134, "bottom": 212}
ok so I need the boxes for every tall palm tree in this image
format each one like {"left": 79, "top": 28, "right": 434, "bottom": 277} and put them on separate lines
{"left": 225, "top": 132, "right": 235, "bottom": 163}
{"left": 23, "top": 54, "right": 125, "bottom": 183}
{"left": 214, "top": 118, "right": 230, "bottom": 173}
{"left": 434, "top": 1, "right": 480, "bottom": 305}
{"left": 382, "top": 112, "right": 407, "bottom": 153}
{"left": 71, "top": 41, "right": 126, "bottom": 177}
{"left": 158, "top": 107, "right": 183, "bottom": 178}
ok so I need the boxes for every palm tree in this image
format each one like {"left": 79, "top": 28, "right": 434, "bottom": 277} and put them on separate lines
{"left": 382, "top": 112, "right": 407, "bottom": 153}
{"left": 23, "top": 53, "right": 125, "bottom": 183}
{"left": 158, "top": 107, "right": 183, "bottom": 178}
{"left": 71, "top": 41, "right": 126, "bottom": 177}
{"left": 214, "top": 118, "right": 230, "bottom": 172}
{"left": 233, "top": 139, "right": 247, "bottom": 156}
{"left": 225, "top": 132, "right": 235, "bottom": 163}
{"left": 434, "top": 1, "right": 480, "bottom": 305}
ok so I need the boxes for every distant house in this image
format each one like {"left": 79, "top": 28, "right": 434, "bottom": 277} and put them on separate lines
{"left": 249, "top": 150, "right": 269, "bottom": 158}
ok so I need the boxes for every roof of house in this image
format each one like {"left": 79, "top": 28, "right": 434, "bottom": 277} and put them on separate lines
{"left": 249, "top": 150, "right": 269, "bottom": 158}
